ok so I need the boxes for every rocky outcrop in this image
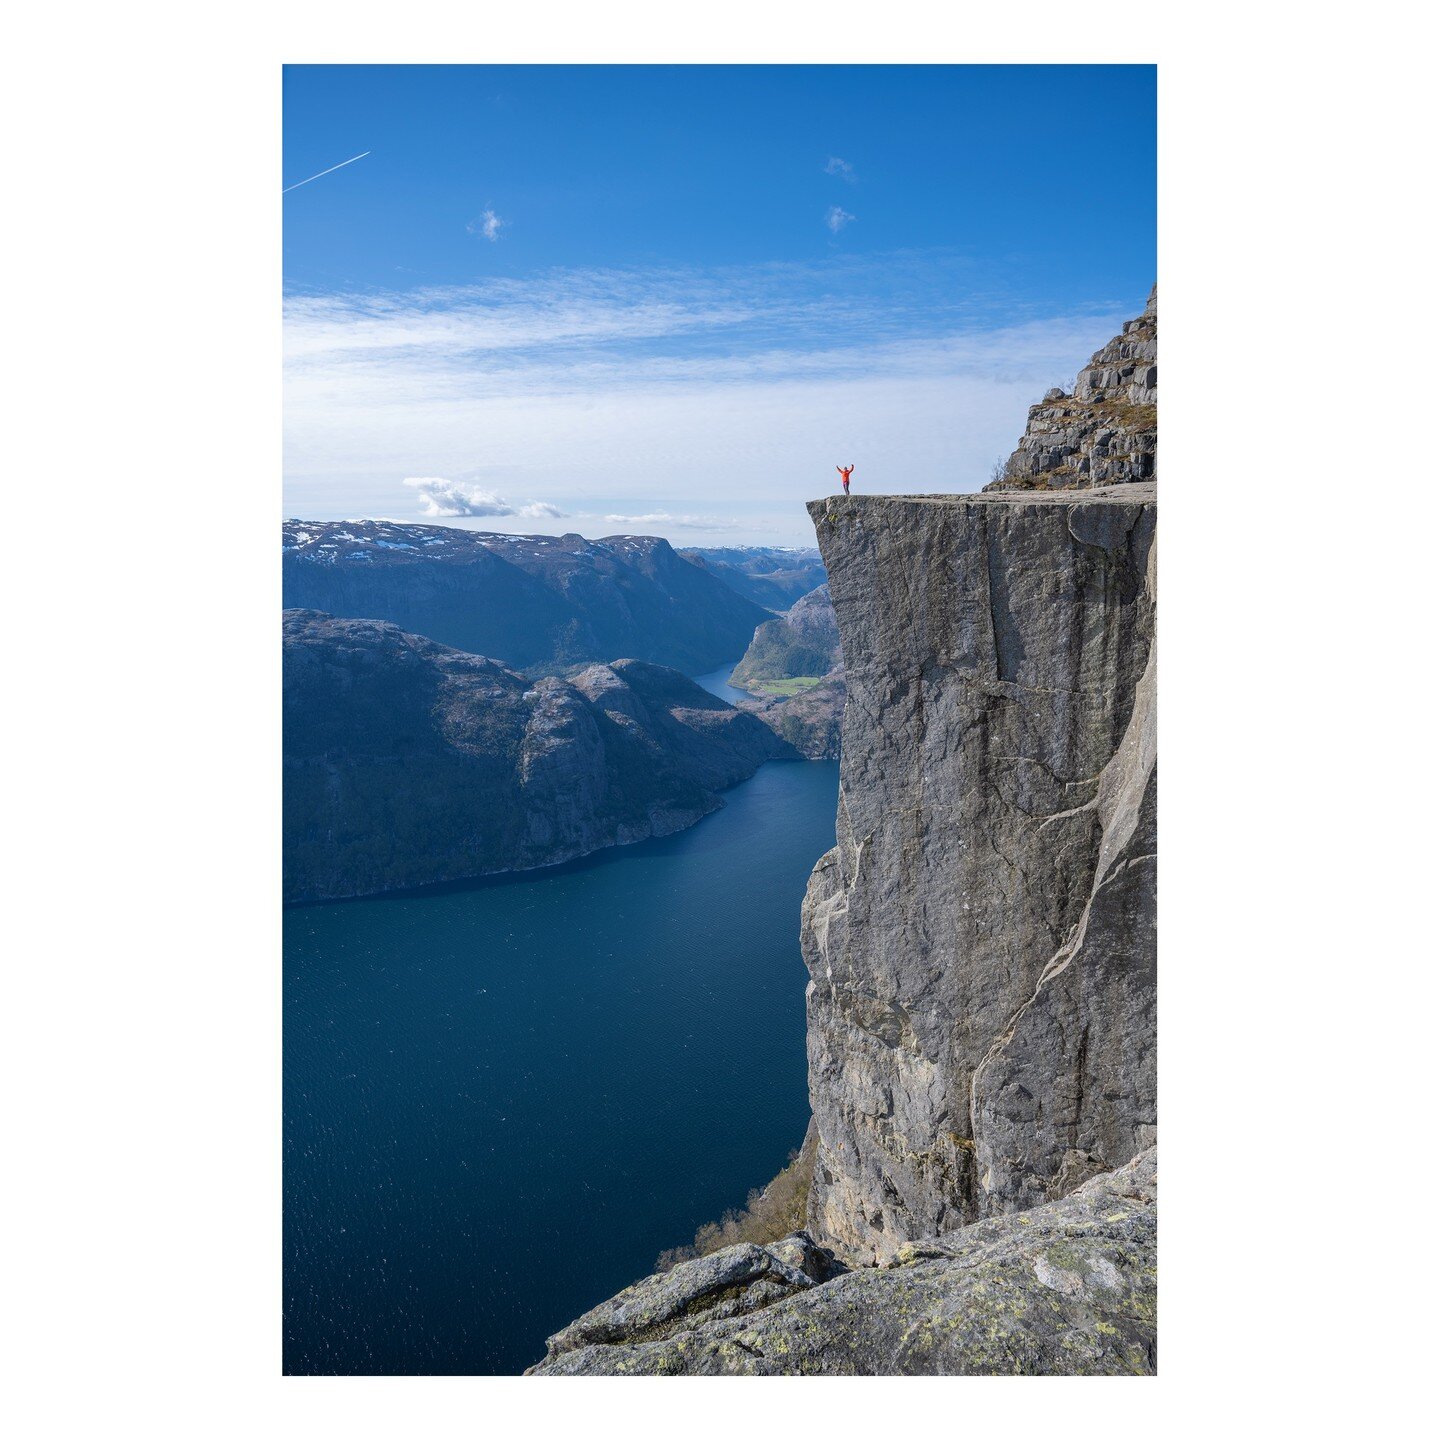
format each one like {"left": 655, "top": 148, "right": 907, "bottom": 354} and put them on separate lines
{"left": 802, "top": 485, "right": 1156, "bottom": 1259}
{"left": 533, "top": 1236, "right": 836, "bottom": 1368}
{"left": 283, "top": 521, "right": 771, "bottom": 676}
{"left": 530, "top": 1149, "right": 1155, "bottom": 1375}
{"left": 284, "top": 610, "right": 795, "bottom": 902}
{"left": 985, "top": 286, "right": 1156, "bottom": 491}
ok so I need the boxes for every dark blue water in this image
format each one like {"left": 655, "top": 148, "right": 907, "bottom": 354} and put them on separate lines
{"left": 691, "top": 662, "right": 755, "bottom": 705}
{"left": 284, "top": 758, "right": 839, "bottom": 1374}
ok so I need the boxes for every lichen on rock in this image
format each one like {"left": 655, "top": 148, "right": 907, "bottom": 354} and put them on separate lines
{"left": 529, "top": 1150, "right": 1157, "bottom": 1375}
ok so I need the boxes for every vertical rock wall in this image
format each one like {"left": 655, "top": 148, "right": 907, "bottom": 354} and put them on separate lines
{"left": 801, "top": 485, "right": 1157, "bottom": 1261}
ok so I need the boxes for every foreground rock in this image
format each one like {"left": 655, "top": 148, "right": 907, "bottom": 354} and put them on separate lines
{"left": 803, "top": 485, "right": 1156, "bottom": 1258}
{"left": 530, "top": 1150, "right": 1155, "bottom": 1375}
{"left": 535, "top": 1236, "right": 834, "bottom": 1366}
{"left": 283, "top": 522, "right": 771, "bottom": 676}
{"left": 284, "top": 610, "right": 795, "bottom": 902}
{"left": 985, "top": 286, "right": 1156, "bottom": 491}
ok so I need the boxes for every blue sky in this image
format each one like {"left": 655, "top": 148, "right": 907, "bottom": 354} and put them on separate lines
{"left": 284, "top": 65, "right": 1155, "bottom": 543}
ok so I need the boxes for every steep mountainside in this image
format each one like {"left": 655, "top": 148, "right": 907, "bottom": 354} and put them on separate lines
{"left": 283, "top": 521, "right": 771, "bottom": 676}
{"left": 739, "top": 678, "right": 845, "bottom": 761}
{"left": 679, "top": 546, "right": 828, "bottom": 611}
{"left": 728, "top": 584, "right": 846, "bottom": 760}
{"left": 730, "top": 585, "right": 842, "bottom": 693}
{"left": 284, "top": 610, "right": 794, "bottom": 903}
{"left": 986, "top": 286, "right": 1156, "bottom": 491}
{"left": 802, "top": 486, "right": 1156, "bottom": 1255}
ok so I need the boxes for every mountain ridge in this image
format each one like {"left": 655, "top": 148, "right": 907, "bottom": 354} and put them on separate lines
{"left": 283, "top": 520, "right": 771, "bottom": 676}
{"left": 679, "top": 545, "right": 827, "bottom": 612}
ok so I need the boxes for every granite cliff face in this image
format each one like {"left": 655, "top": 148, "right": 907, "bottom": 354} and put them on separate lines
{"left": 986, "top": 286, "right": 1156, "bottom": 491}
{"left": 284, "top": 610, "right": 794, "bottom": 903}
{"left": 802, "top": 484, "right": 1155, "bottom": 1257}
{"left": 283, "top": 522, "right": 770, "bottom": 676}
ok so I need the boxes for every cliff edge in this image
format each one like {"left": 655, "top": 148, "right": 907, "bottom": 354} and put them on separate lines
{"left": 528, "top": 295, "right": 1158, "bottom": 1375}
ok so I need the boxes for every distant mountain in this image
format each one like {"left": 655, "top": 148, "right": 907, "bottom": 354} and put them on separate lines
{"left": 283, "top": 521, "right": 771, "bottom": 676}
{"left": 726, "top": 585, "right": 845, "bottom": 760}
{"left": 284, "top": 610, "right": 795, "bottom": 902}
{"left": 679, "top": 546, "right": 827, "bottom": 612}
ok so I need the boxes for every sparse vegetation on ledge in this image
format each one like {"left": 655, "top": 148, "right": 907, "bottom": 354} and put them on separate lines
{"left": 750, "top": 675, "right": 823, "bottom": 698}
{"left": 656, "top": 1130, "right": 818, "bottom": 1272}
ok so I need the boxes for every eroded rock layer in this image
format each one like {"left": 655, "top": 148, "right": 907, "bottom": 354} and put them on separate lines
{"left": 801, "top": 485, "right": 1156, "bottom": 1261}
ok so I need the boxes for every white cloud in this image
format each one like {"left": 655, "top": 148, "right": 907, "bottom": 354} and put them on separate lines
{"left": 824, "top": 156, "right": 855, "bottom": 181}
{"left": 603, "top": 512, "right": 744, "bottom": 532}
{"left": 826, "top": 206, "right": 855, "bottom": 234}
{"left": 284, "top": 271, "right": 766, "bottom": 363}
{"left": 401, "top": 478, "right": 567, "bottom": 520}
{"left": 468, "top": 208, "right": 505, "bottom": 241}
{"left": 402, "top": 477, "right": 515, "bottom": 517}
{"left": 286, "top": 256, "right": 1138, "bottom": 543}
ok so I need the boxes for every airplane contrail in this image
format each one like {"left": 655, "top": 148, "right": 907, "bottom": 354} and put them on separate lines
{"left": 282, "top": 150, "right": 371, "bottom": 194}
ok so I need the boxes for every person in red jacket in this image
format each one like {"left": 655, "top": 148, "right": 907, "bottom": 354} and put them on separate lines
{"left": 837, "top": 464, "right": 854, "bottom": 493}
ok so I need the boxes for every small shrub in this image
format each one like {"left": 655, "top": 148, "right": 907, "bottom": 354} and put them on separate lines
{"left": 655, "top": 1132, "right": 818, "bottom": 1272}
